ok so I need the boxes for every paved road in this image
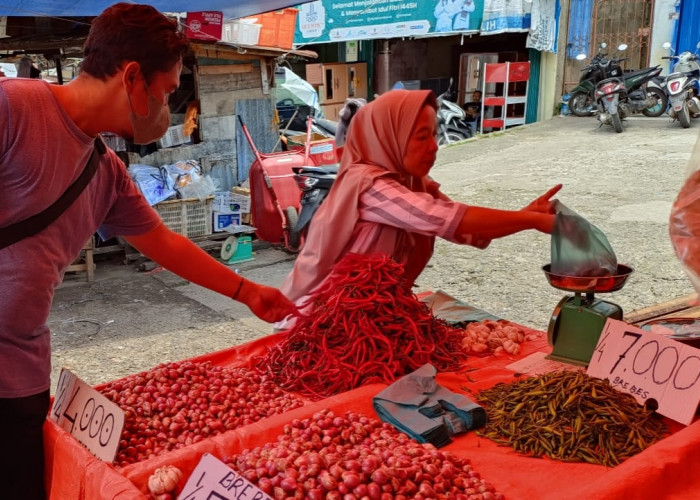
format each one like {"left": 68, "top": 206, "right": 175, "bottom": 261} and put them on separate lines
{"left": 49, "top": 114, "right": 700, "bottom": 392}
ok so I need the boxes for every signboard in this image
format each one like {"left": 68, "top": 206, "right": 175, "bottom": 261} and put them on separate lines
{"left": 587, "top": 319, "right": 700, "bottom": 425}
{"left": 178, "top": 453, "right": 272, "bottom": 500}
{"left": 294, "top": 0, "right": 485, "bottom": 44}
{"left": 49, "top": 368, "right": 125, "bottom": 462}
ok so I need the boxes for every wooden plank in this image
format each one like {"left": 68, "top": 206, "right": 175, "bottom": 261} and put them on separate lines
{"left": 198, "top": 64, "right": 254, "bottom": 75}
{"left": 200, "top": 88, "right": 266, "bottom": 117}
{"left": 197, "top": 67, "right": 261, "bottom": 94}
{"left": 624, "top": 293, "right": 699, "bottom": 325}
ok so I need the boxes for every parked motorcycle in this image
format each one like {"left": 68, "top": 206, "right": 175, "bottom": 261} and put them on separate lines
{"left": 437, "top": 79, "right": 473, "bottom": 145}
{"left": 595, "top": 76, "right": 626, "bottom": 133}
{"left": 661, "top": 41, "right": 700, "bottom": 128}
{"left": 287, "top": 164, "right": 338, "bottom": 249}
{"left": 569, "top": 43, "right": 667, "bottom": 118}
{"left": 285, "top": 98, "right": 365, "bottom": 250}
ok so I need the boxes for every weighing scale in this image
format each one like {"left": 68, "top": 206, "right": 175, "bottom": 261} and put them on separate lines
{"left": 220, "top": 224, "right": 257, "bottom": 265}
{"left": 543, "top": 263, "right": 634, "bottom": 366}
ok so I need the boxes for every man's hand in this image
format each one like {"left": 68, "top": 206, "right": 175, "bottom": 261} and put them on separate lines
{"left": 522, "top": 184, "right": 562, "bottom": 214}
{"left": 239, "top": 281, "right": 297, "bottom": 323}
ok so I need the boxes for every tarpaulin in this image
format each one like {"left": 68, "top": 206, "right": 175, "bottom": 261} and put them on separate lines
{"left": 45, "top": 324, "right": 700, "bottom": 500}
{"left": 0, "top": 0, "right": 312, "bottom": 18}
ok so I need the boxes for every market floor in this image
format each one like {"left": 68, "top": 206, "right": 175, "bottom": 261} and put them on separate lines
{"left": 49, "top": 114, "right": 700, "bottom": 394}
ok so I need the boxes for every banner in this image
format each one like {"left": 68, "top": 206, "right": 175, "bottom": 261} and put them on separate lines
{"left": 480, "top": 0, "right": 531, "bottom": 35}
{"left": 294, "top": 0, "right": 485, "bottom": 45}
{"left": 526, "top": 0, "right": 559, "bottom": 52}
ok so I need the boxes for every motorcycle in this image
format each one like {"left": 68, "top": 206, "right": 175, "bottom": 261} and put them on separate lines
{"left": 285, "top": 98, "right": 366, "bottom": 250}
{"left": 660, "top": 41, "right": 700, "bottom": 128}
{"left": 594, "top": 76, "right": 627, "bottom": 133}
{"left": 569, "top": 43, "right": 667, "bottom": 118}
{"left": 287, "top": 164, "right": 338, "bottom": 249}
{"left": 436, "top": 79, "right": 473, "bottom": 145}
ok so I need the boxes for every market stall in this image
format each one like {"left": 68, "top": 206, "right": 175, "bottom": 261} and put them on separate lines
{"left": 43, "top": 295, "right": 700, "bottom": 500}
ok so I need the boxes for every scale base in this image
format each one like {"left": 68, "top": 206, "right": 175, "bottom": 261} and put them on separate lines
{"left": 221, "top": 236, "right": 255, "bottom": 265}
{"left": 547, "top": 294, "right": 623, "bottom": 366}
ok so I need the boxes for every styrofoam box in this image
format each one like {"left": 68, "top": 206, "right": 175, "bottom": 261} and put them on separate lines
{"left": 158, "top": 125, "right": 191, "bottom": 149}
{"left": 213, "top": 211, "right": 242, "bottom": 232}
{"left": 214, "top": 191, "right": 251, "bottom": 214}
{"left": 222, "top": 21, "right": 261, "bottom": 45}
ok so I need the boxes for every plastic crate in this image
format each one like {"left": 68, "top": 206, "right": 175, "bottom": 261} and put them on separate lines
{"left": 154, "top": 196, "right": 213, "bottom": 237}
{"left": 222, "top": 20, "right": 261, "bottom": 45}
{"left": 253, "top": 8, "right": 298, "bottom": 50}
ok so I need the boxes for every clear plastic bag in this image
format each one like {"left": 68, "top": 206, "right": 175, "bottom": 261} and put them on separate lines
{"left": 127, "top": 164, "right": 176, "bottom": 206}
{"left": 551, "top": 201, "right": 617, "bottom": 276}
{"left": 669, "top": 138, "right": 700, "bottom": 293}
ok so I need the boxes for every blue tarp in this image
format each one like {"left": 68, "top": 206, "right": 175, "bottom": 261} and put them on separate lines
{"left": 0, "top": 0, "right": 308, "bottom": 18}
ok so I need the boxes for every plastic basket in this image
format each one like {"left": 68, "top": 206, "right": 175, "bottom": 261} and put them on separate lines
{"left": 255, "top": 8, "right": 298, "bottom": 50}
{"left": 154, "top": 197, "right": 213, "bottom": 238}
{"left": 222, "top": 21, "right": 261, "bottom": 45}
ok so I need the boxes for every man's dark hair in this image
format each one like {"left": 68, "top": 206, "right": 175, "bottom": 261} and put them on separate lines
{"left": 81, "top": 3, "right": 190, "bottom": 83}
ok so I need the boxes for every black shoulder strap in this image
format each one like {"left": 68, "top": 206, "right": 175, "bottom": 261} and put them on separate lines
{"left": 0, "top": 137, "right": 106, "bottom": 251}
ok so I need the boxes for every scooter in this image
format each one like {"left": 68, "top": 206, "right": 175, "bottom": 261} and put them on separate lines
{"left": 594, "top": 76, "right": 627, "bottom": 133}
{"left": 569, "top": 43, "right": 667, "bottom": 118}
{"left": 285, "top": 99, "right": 364, "bottom": 250}
{"left": 437, "top": 80, "right": 473, "bottom": 145}
{"left": 661, "top": 41, "right": 700, "bottom": 128}
{"left": 287, "top": 164, "right": 339, "bottom": 249}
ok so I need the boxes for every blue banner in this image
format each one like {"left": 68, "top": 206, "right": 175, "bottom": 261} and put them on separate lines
{"left": 294, "top": 0, "right": 485, "bottom": 45}
{"left": 480, "top": 0, "right": 531, "bottom": 35}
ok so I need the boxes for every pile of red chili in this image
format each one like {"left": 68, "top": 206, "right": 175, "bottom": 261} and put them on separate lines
{"left": 258, "top": 253, "right": 467, "bottom": 399}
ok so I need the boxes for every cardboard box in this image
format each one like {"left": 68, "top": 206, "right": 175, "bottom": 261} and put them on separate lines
{"left": 213, "top": 211, "right": 242, "bottom": 232}
{"left": 213, "top": 191, "right": 251, "bottom": 214}
{"left": 185, "top": 11, "right": 223, "bottom": 41}
{"left": 158, "top": 125, "right": 191, "bottom": 148}
{"left": 287, "top": 132, "right": 337, "bottom": 166}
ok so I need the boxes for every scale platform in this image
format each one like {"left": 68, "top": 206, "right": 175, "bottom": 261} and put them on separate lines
{"left": 544, "top": 264, "right": 634, "bottom": 366}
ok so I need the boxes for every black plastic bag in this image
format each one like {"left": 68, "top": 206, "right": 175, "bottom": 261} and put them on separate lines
{"left": 551, "top": 201, "right": 617, "bottom": 276}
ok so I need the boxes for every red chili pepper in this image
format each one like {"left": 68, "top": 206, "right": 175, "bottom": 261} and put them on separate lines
{"left": 257, "top": 253, "right": 468, "bottom": 400}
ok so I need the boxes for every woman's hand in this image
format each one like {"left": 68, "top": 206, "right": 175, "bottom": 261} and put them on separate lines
{"left": 239, "top": 281, "right": 298, "bottom": 323}
{"left": 522, "top": 184, "right": 562, "bottom": 214}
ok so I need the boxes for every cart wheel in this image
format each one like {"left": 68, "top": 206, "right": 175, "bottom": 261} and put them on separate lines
{"left": 285, "top": 206, "right": 301, "bottom": 250}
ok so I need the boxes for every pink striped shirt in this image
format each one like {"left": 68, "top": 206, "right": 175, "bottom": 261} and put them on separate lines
{"left": 357, "top": 176, "right": 488, "bottom": 249}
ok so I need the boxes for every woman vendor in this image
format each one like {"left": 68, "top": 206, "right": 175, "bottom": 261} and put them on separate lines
{"left": 277, "top": 89, "right": 561, "bottom": 328}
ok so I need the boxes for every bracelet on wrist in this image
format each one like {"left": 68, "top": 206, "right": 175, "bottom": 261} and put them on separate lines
{"left": 232, "top": 278, "right": 244, "bottom": 300}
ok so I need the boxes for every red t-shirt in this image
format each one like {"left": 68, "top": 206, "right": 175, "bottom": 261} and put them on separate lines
{"left": 0, "top": 78, "right": 162, "bottom": 397}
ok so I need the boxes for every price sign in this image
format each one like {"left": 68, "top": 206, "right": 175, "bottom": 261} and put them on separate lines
{"left": 178, "top": 453, "right": 272, "bottom": 500}
{"left": 587, "top": 319, "right": 700, "bottom": 425}
{"left": 49, "top": 368, "right": 124, "bottom": 462}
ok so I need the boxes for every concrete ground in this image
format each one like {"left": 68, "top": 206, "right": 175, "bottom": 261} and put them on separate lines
{"left": 49, "top": 113, "right": 700, "bottom": 394}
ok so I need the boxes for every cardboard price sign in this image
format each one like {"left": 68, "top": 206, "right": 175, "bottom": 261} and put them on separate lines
{"left": 49, "top": 368, "right": 124, "bottom": 462}
{"left": 587, "top": 319, "right": 700, "bottom": 425}
{"left": 178, "top": 453, "right": 272, "bottom": 500}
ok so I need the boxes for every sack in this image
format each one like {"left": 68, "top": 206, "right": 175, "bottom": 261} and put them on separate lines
{"left": 550, "top": 201, "right": 617, "bottom": 276}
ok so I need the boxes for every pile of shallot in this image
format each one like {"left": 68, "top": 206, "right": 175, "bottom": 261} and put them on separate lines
{"left": 225, "top": 409, "right": 504, "bottom": 500}
{"left": 100, "top": 361, "right": 305, "bottom": 467}
{"left": 461, "top": 320, "right": 540, "bottom": 356}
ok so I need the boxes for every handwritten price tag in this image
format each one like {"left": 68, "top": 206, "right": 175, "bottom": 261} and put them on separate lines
{"left": 49, "top": 368, "right": 124, "bottom": 462}
{"left": 587, "top": 319, "right": 700, "bottom": 425}
{"left": 178, "top": 453, "right": 272, "bottom": 500}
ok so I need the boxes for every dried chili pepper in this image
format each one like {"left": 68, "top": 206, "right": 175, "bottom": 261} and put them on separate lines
{"left": 257, "top": 253, "right": 467, "bottom": 400}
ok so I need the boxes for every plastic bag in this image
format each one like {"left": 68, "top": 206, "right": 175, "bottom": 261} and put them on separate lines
{"left": 551, "top": 201, "right": 617, "bottom": 276}
{"left": 127, "top": 164, "right": 176, "bottom": 206}
{"left": 669, "top": 137, "right": 700, "bottom": 293}
{"left": 162, "top": 160, "right": 219, "bottom": 200}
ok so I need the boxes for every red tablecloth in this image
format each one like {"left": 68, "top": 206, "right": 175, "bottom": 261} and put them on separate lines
{"left": 45, "top": 330, "right": 699, "bottom": 500}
